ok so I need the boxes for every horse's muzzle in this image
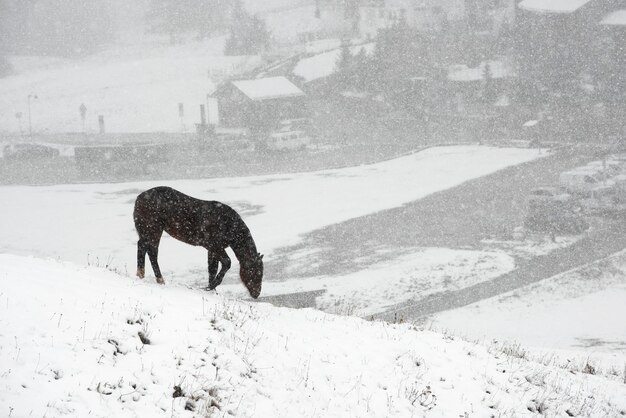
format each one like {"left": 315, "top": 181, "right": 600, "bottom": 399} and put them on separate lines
{"left": 249, "top": 286, "right": 261, "bottom": 299}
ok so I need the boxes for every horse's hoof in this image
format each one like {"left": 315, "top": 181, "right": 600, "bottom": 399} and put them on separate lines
{"left": 136, "top": 268, "right": 145, "bottom": 279}
{"left": 156, "top": 277, "right": 165, "bottom": 285}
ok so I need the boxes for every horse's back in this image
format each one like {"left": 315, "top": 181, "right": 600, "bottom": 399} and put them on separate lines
{"left": 134, "top": 186, "right": 190, "bottom": 229}
{"left": 134, "top": 187, "right": 239, "bottom": 247}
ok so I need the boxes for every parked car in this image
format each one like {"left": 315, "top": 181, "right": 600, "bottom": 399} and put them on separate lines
{"left": 266, "top": 129, "right": 310, "bottom": 151}
{"left": 3, "top": 143, "right": 60, "bottom": 160}
{"left": 527, "top": 186, "right": 573, "bottom": 205}
{"left": 583, "top": 160, "right": 624, "bottom": 178}
{"left": 524, "top": 209, "right": 589, "bottom": 234}
{"left": 607, "top": 153, "right": 626, "bottom": 164}
{"left": 559, "top": 168, "right": 613, "bottom": 195}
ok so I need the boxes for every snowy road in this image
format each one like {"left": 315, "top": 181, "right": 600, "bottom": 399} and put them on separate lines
{"left": 260, "top": 147, "right": 623, "bottom": 321}
{"left": 372, "top": 216, "right": 626, "bottom": 321}
{"left": 266, "top": 148, "right": 592, "bottom": 279}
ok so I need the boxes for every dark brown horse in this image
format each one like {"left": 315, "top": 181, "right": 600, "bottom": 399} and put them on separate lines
{"left": 133, "top": 186, "right": 263, "bottom": 298}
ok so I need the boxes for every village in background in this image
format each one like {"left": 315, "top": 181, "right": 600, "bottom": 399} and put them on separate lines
{"left": 0, "top": 0, "right": 625, "bottom": 184}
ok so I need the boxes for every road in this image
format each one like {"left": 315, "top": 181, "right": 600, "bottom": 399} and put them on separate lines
{"left": 370, "top": 216, "right": 626, "bottom": 321}
{"left": 267, "top": 148, "right": 593, "bottom": 278}
{"left": 264, "top": 146, "right": 626, "bottom": 320}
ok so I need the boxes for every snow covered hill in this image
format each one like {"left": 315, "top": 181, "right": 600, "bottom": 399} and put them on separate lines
{"left": 2, "top": 145, "right": 626, "bottom": 416}
{"left": 1, "top": 254, "right": 625, "bottom": 418}
{"left": 0, "top": 37, "right": 263, "bottom": 134}
{"left": 0, "top": 0, "right": 311, "bottom": 135}
{"left": 429, "top": 247, "right": 626, "bottom": 370}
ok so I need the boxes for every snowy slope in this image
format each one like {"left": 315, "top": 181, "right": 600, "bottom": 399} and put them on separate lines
{"left": 429, "top": 248, "right": 626, "bottom": 366}
{"left": 293, "top": 43, "right": 374, "bottom": 83}
{"left": 0, "top": 37, "right": 260, "bottom": 134}
{"left": 0, "top": 146, "right": 541, "bottom": 310}
{"left": 1, "top": 254, "right": 625, "bottom": 418}
{"left": 0, "top": 0, "right": 323, "bottom": 134}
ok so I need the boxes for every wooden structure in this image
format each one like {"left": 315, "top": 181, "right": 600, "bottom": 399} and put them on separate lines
{"left": 210, "top": 76, "right": 307, "bottom": 136}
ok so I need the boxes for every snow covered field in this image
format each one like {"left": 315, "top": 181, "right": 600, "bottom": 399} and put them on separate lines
{"left": 3, "top": 254, "right": 625, "bottom": 417}
{"left": 429, "top": 247, "right": 626, "bottom": 370}
{"left": 5, "top": 0, "right": 626, "bottom": 415}
{"left": 0, "top": 146, "right": 539, "bottom": 310}
{"left": 0, "top": 0, "right": 331, "bottom": 136}
{"left": 2, "top": 145, "right": 626, "bottom": 416}
{"left": 0, "top": 37, "right": 265, "bottom": 134}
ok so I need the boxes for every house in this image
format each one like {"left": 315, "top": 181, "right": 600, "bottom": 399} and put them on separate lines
{"left": 516, "top": 0, "right": 620, "bottom": 34}
{"left": 357, "top": 0, "right": 515, "bottom": 38}
{"left": 468, "top": 0, "right": 517, "bottom": 37}
{"left": 307, "top": 0, "right": 359, "bottom": 40}
{"left": 445, "top": 60, "right": 515, "bottom": 114}
{"left": 599, "top": 8, "right": 626, "bottom": 133}
{"left": 515, "top": 0, "right": 625, "bottom": 87}
{"left": 601, "top": 7, "right": 626, "bottom": 26}
{"left": 358, "top": 0, "right": 465, "bottom": 38}
{"left": 514, "top": 0, "right": 626, "bottom": 140}
{"left": 600, "top": 7, "right": 626, "bottom": 47}
{"left": 209, "top": 76, "right": 307, "bottom": 135}
{"left": 515, "top": 0, "right": 612, "bottom": 85}
{"left": 269, "top": 0, "right": 358, "bottom": 48}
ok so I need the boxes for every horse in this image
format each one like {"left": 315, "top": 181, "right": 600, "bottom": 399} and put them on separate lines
{"left": 133, "top": 186, "right": 263, "bottom": 298}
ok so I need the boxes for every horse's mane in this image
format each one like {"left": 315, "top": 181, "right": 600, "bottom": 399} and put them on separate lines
{"left": 229, "top": 214, "right": 258, "bottom": 264}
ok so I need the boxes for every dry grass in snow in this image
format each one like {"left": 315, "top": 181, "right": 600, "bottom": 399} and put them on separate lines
{"left": 1, "top": 254, "right": 625, "bottom": 417}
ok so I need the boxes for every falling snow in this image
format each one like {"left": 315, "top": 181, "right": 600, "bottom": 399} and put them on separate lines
{"left": 1, "top": 0, "right": 625, "bottom": 417}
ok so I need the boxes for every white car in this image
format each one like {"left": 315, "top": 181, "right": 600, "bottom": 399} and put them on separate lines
{"left": 527, "top": 186, "right": 573, "bottom": 205}
{"left": 583, "top": 160, "right": 624, "bottom": 178}
{"left": 559, "top": 169, "right": 613, "bottom": 195}
{"left": 266, "top": 129, "right": 310, "bottom": 151}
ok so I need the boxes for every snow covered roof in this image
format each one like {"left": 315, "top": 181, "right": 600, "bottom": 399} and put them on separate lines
{"left": 293, "top": 43, "right": 375, "bottom": 83}
{"left": 518, "top": 0, "right": 593, "bottom": 14}
{"left": 523, "top": 120, "right": 539, "bottom": 127}
{"left": 447, "top": 61, "right": 513, "bottom": 82}
{"left": 293, "top": 49, "right": 341, "bottom": 83}
{"left": 231, "top": 76, "right": 304, "bottom": 101}
{"left": 601, "top": 9, "right": 626, "bottom": 26}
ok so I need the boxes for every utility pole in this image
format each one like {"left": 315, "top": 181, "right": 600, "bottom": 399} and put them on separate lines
{"left": 15, "top": 112, "right": 23, "bottom": 135}
{"left": 178, "top": 103, "right": 185, "bottom": 132}
{"left": 79, "top": 103, "right": 87, "bottom": 133}
{"left": 27, "top": 93, "right": 38, "bottom": 140}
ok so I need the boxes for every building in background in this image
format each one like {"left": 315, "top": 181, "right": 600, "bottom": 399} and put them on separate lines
{"left": 209, "top": 76, "right": 307, "bottom": 136}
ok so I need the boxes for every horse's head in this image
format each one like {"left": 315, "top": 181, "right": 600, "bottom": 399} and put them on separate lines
{"left": 240, "top": 253, "right": 263, "bottom": 299}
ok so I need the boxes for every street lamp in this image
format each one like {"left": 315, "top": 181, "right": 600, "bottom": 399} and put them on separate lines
{"left": 27, "top": 93, "right": 38, "bottom": 140}
{"left": 15, "top": 112, "right": 23, "bottom": 135}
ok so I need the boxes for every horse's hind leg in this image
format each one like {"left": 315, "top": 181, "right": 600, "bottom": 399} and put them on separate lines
{"left": 134, "top": 212, "right": 164, "bottom": 283}
{"left": 136, "top": 238, "right": 148, "bottom": 278}
{"left": 147, "top": 243, "right": 164, "bottom": 284}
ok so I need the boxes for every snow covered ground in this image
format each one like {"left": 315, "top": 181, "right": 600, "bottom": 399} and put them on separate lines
{"left": 0, "top": 37, "right": 262, "bottom": 134}
{"left": 429, "top": 247, "right": 626, "bottom": 370}
{"left": 0, "top": 0, "right": 332, "bottom": 135}
{"left": 0, "top": 145, "right": 540, "bottom": 311}
{"left": 2, "top": 145, "right": 626, "bottom": 416}
{"left": 293, "top": 43, "right": 374, "bottom": 83}
{"left": 2, "top": 254, "right": 625, "bottom": 418}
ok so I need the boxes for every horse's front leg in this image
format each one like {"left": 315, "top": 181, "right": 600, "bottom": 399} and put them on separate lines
{"left": 207, "top": 249, "right": 230, "bottom": 291}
